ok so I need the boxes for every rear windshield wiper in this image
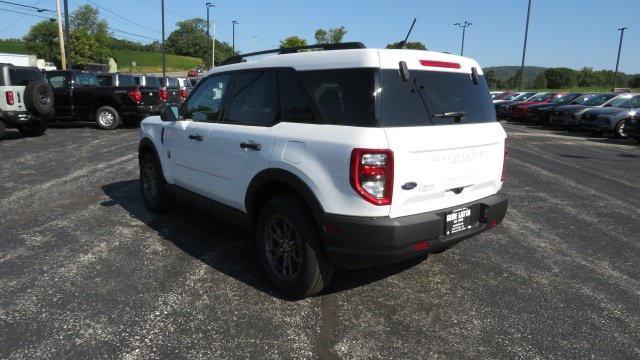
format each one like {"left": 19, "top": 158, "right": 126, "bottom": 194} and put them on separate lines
{"left": 432, "top": 111, "right": 466, "bottom": 122}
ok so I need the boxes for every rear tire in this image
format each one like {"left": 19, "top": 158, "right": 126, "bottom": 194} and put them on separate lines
{"left": 614, "top": 120, "right": 628, "bottom": 138}
{"left": 16, "top": 119, "right": 47, "bottom": 137}
{"left": 256, "top": 194, "right": 333, "bottom": 298}
{"left": 95, "top": 106, "right": 121, "bottom": 130}
{"left": 140, "top": 151, "right": 176, "bottom": 213}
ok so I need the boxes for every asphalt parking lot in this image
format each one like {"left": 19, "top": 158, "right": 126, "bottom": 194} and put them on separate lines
{"left": 1, "top": 122, "right": 639, "bottom": 359}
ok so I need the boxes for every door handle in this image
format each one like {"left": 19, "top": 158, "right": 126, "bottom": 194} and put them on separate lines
{"left": 188, "top": 134, "right": 203, "bottom": 141}
{"left": 240, "top": 142, "right": 261, "bottom": 151}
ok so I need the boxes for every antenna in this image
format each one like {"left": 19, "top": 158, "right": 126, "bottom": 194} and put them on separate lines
{"left": 397, "top": 18, "right": 417, "bottom": 48}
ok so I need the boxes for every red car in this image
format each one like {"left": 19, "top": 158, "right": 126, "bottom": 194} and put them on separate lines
{"left": 507, "top": 92, "right": 561, "bottom": 120}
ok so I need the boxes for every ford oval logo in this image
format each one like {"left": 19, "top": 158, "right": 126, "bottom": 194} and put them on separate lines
{"left": 402, "top": 182, "right": 417, "bottom": 190}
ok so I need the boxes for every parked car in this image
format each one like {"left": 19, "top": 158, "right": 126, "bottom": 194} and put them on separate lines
{"left": 134, "top": 74, "right": 162, "bottom": 89}
{"left": 138, "top": 44, "right": 508, "bottom": 297}
{"left": 490, "top": 91, "right": 505, "bottom": 99}
{"left": 625, "top": 113, "right": 640, "bottom": 143}
{"left": 495, "top": 92, "right": 537, "bottom": 118}
{"left": 579, "top": 94, "right": 640, "bottom": 138}
{"left": 46, "top": 70, "right": 162, "bottom": 130}
{"left": 97, "top": 73, "right": 137, "bottom": 87}
{"left": 0, "top": 63, "right": 54, "bottom": 137}
{"left": 548, "top": 93, "right": 619, "bottom": 128}
{"left": 161, "top": 76, "right": 184, "bottom": 105}
{"left": 506, "top": 92, "right": 558, "bottom": 120}
{"left": 525, "top": 92, "right": 584, "bottom": 124}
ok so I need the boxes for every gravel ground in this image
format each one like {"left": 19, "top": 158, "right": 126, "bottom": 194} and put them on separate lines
{"left": 1, "top": 122, "right": 639, "bottom": 359}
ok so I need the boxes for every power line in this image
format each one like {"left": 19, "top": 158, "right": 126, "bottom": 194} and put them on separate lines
{"left": 0, "top": 0, "right": 53, "bottom": 13}
{"left": 108, "top": 26, "right": 159, "bottom": 41}
{"left": 85, "top": 0, "right": 161, "bottom": 34}
{"left": 0, "top": 6, "right": 54, "bottom": 19}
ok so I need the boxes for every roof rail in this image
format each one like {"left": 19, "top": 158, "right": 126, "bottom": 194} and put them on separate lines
{"left": 220, "top": 42, "right": 366, "bottom": 66}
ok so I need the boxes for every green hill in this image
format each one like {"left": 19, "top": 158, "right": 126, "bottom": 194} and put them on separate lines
{"left": 0, "top": 40, "right": 201, "bottom": 72}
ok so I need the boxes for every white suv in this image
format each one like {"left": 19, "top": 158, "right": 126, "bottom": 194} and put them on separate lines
{"left": 138, "top": 43, "right": 508, "bottom": 297}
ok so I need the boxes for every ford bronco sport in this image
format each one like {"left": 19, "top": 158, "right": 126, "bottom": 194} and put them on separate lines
{"left": 0, "top": 63, "right": 54, "bottom": 138}
{"left": 138, "top": 43, "right": 509, "bottom": 297}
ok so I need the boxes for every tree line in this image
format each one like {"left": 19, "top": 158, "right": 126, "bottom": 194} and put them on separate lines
{"left": 485, "top": 67, "right": 640, "bottom": 90}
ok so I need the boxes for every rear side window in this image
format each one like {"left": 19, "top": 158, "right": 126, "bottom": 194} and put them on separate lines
{"left": 226, "top": 71, "right": 278, "bottom": 126}
{"left": 47, "top": 74, "right": 67, "bottom": 89}
{"left": 9, "top": 68, "right": 43, "bottom": 86}
{"left": 278, "top": 69, "right": 315, "bottom": 123}
{"left": 379, "top": 69, "right": 496, "bottom": 127}
{"left": 297, "top": 69, "right": 376, "bottom": 127}
{"left": 97, "top": 75, "right": 112, "bottom": 86}
{"left": 76, "top": 73, "right": 98, "bottom": 86}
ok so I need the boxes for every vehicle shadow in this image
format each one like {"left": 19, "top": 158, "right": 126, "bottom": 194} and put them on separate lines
{"left": 101, "top": 179, "right": 423, "bottom": 299}
{"left": 0, "top": 129, "right": 27, "bottom": 141}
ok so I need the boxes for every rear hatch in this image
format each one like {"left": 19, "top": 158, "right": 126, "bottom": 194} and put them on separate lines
{"left": 139, "top": 86, "right": 161, "bottom": 106}
{"left": 377, "top": 52, "right": 506, "bottom": 218}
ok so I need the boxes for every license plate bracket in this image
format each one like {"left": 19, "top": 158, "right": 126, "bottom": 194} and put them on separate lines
{"left": 445, "top": 207, "right": 473, "bottom": 235}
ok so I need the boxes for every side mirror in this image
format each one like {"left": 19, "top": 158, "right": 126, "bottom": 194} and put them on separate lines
{"left": 399, "top": 61, "right": 411, "bottom": 82}
{"left": 161, "top": 105, "right": 180, "bottom": 121}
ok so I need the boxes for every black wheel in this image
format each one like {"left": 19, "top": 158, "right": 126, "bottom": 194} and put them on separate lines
{"left": 16, "top": 119, "right": 47, "bottom": 137}
{"left": 140, "top": 151, "right": 176, "bottom": 213}
{"left": 614, "top": 120, "right": 628, "bottom": 138}
{"left": 95, "top": 106, "right": 121, "bottom": 130}
{"left": 256, "top": 194, "right": 333, "bottom": 298}
{"left": 0, "top": 121, "right": 5, "bottom": 139}
{"left": 24, "top": 80, "right": 55, "bottom": 119}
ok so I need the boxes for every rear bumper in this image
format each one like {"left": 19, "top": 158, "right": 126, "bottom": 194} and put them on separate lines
{"left": 315, "top": 193, "right": 508, "bottom": 269}
{"left": 122, "top": 104, "right": 162, "bottom": 118}
{"left": 0, "top": 110, "right": 32, "bottom": 126}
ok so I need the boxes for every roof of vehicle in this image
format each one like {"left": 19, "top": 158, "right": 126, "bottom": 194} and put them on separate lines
{"left": 207, "top": 48, "right": 484, "bottom": 76}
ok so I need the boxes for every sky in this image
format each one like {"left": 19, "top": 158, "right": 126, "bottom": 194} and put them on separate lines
{"left": 0, "top": 0, "right": 638, "bottom": 73}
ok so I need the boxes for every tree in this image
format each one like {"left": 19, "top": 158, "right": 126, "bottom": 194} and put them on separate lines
{"left": 279, "top": 36, "right": 307, "bottom": 49}
{"left": 385, "top": 41, "right": 427, "bottom": 50}
{"left": 628, "top": 74, "right": 640, "bottom": 89}
{"left": 314, "top": 26, "right": 346, "bottom": 44}
{"left": 577, "top": 67, "right": 598, "bottom": 87}
{"left": 543, "top": 67, "right": 576, "bottom": 89}
{"left": 506, "top": 69, "right": 524, "bottom": 89}
{"left": 24, "top": 20, "right": 60, "bottom": 66}
{"left": 166, "top": 18, "right": 209, "bottom": 59}
{"left": 484, "top": 69, "right": 497, "bottom": 89}
{"left": 71, "top": 5, "right": 108, "bottom": 38}
{"left": 532, "top": 72, "right": 547, "bottom": 89}
{"left": 68, "top": 5, "right": 111, "bottom": 64}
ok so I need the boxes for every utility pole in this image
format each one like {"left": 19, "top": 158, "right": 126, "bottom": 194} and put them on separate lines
{"left": 55, "top": 0, "right": 66, "bottom": 70}
{"left": 232, "top": 20, "right": 238, "bottom": 53}
{"left": 454, "top": 21, "right": 472, "bottom": 56}
{"left": 161, "top": 0, "right": 166, "bottom": 78}
{"left": 519, "top": 0, "right": 532, "bottom": 91}
{"left": 206, "top": 2, "right": 215, "bottom": 68}
{"left": 612, "top": 27, "right": 628, "bottom": 91}
{"left": 63, "top": 0, "right": 71, "bottom": 69}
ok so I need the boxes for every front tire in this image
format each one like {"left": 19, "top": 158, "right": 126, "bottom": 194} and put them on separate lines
{"left": 140, "top": 152, "right": 176, "bottom": 213}
{"left": 16, "top": 119, "right": 47, "bottom": 137}
{"left": 256, "top": 194, "right": 333, "bottom": 298}
{"left": 95, "top": 106, "right": 122, "bottom": 130}
{"left": 614, "top": 120, "right": 628, "bottom": 138}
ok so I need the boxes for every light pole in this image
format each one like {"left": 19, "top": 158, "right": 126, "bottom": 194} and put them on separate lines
{"left": 232, "top": 20, "right": 238, "bottom": 53}
{"left": 454, "top": 21, "right": 472, "bottom": 56}
{"left": 612, "top": 27, "right": 628, "bottom": 91}
{"left": 63, "top": 0, "right": 71, "bottom": 69}
{"left": 519, "top": 0, "right": 532, "bottom": 91}
{"left": 206, "top": 2, "right": 215, "bottom": 68}
{"left": 206, "top": 2, "right": 214, "bottom": 37}
{"left": 161, "top": 0, "right": 165, "bottom": 78}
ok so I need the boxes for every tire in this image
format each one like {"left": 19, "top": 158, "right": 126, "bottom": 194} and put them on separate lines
{"left": 0, "top": 120, "right": 5, "bottom": 139}
{"left": 95, "top": 106, "right": 122, "bottom": 130}
{"left": 614, "top": 120, "right": 628, "bottom": 138}
{"left": 24, "top": 80, "right": 55, "bottom": 119}
{"left": 256, "top": 193, "right": 333, "bottom": 298}
{"left": 139, "top": 151, "right": 176, "bottom": 213}
{"left": 16, "top": 119, "right": 47, "bottom": 137}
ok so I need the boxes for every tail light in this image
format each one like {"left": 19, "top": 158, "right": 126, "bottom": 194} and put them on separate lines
{"left": 127, "top": 89, "right": 142, "bottom": 104}
{"left": 501, "top": 138, "right": 509, "bottom": 182}
{"left": 159, "top": 88, "right": 169, "bottom": 102}
{"left": 5, "top": 91, "right": 14, "bottom": 105}
{"left": 179, "top": 89, "right": 188, "bottom": 99}
{"left": 350, "top": 148, "right": 393, "bottom": 206}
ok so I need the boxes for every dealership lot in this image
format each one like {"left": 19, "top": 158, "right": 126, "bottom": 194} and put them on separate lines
{"left": 1, "top": 123, "right": 639, "bottom": 358}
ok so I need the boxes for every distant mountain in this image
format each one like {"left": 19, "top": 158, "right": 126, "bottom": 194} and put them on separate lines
{"left": 485, "top": 66, "right": 547, "bottom": 84}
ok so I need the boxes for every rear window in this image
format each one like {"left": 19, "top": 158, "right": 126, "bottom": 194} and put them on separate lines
{"left": 9, "top": 68, "right": 43, "bottom": 86}
{"left": 97, "top": 75, "right": 112, "bottom": 86}
{"left": 118, "top": 74, "right": 136, "bottom": 87}
{"left": 167, "top": 77, "right": 180, "bottom": 88}
{"left": 379, "top": 69, "right": 496, "bottom": 127}
{"left": 145, "top": 76, "right": 161, "bottom": 88}
{"left": 297, "top": 69, "right": 376, "bottom": 127}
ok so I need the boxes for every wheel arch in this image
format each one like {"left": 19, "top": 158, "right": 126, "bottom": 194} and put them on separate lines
{"left": 245, "top": 168, "right": 324, "bottom": 225}
{"left": 90, "top": 93, "right": 123, "bottom": 117}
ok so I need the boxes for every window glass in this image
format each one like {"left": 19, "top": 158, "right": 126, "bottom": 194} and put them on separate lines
{"left": 298, "top": 69, "right": 376, "bottom": 127}
{"left": 278, "top": 69, "right": 315, "bottom": 123}
{"left": 47, "top": 74, "right": 66, "bottom": 88}
{"left": 226, "top": 71, "right": 277, "bottom": 126}
{"left": 9, "top": 68, "right": 43, "bottom": 85}
{"left": 97, "top": 75, "right": 112, "bottom": 86}
{"left": 185, "top": 74, "right": 232, "bottom": 122}
{"left": 134, "top": 76, "right": 141, "bottom": 85}
{"left": 145, "top": 76, "right": 161, "bottom": 88}
{"left": 379, "top": 69, "right": 495, "bottom": 127}
{"left": 118, "top": 74, "right": 136, "bottom": 87}
{"left": 167, "top": 77, "right": 180, "bottom": 88}
{"left": 77, "top": 73, "right": 98, "bottom": 86}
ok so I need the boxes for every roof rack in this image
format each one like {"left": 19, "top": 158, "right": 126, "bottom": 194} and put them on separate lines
{"left": 220, "top": 42, "right": 366, "bottom": 66}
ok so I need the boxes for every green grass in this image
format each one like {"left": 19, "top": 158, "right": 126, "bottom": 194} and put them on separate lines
{"left": 0, "top": 40, "right": 29, "bottom": 55}
{"left": 113, "top": 50, "right": 202, "bottom": 73}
